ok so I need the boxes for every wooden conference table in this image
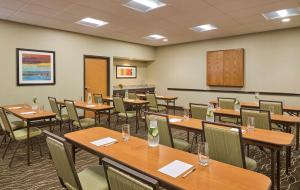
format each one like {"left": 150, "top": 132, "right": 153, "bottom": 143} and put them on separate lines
{"left": 2, "top": 104, "right": 56, "bottom": 165}
{"left": 136, "top": 94, "right": 178, "bottom": 115}
{"left": 168, "top": 115, "right": 294, "bottom": 190}
{"left": 65, "top": 127, "right": 271, "bottom": 190}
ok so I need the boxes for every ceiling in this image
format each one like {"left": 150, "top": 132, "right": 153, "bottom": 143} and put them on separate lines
{"left": 0, "top": 0, "right": 300, "bottom": 46}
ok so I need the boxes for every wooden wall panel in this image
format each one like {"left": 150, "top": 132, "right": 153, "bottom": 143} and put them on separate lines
{"left": 207, "top": 51, "right": 224, "bottom": 86}
{"left": 223, "top": 48, "right": 244, "bottom": 87}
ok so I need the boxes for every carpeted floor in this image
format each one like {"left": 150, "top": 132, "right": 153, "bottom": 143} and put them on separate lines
{"left": 0, "top": 112, "right": 300, "bottom": 190}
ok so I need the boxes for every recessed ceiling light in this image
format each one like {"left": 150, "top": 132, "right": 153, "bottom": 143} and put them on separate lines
{"left": 190, "top": 24, "right": 218, "bottom": 32}
{"left": 123, "top": 0, "right": 166, "bottom": 13}
{"left": 76, "top": 17, "right": 108, "bottom": 28}
{"left": 144, "top": 34, "right": 167, "bottom": 41}
{"left": 262, "top": 8, "right": 300, "bottom": 20}
{"left": 282, "top": 18, "right": 291, "bottom": 22}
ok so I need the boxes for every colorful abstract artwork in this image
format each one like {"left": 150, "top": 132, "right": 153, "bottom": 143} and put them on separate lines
{"left": 17, "top": 49, "right": 55, "bottom": 85}
{"left": 116, "top": 65, "right": 137, "bottom": 78}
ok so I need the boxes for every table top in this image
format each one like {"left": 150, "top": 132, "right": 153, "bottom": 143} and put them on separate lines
{"left": 169, "top": 115, "right": 294, "bottom": 146}
{"left": 103, "top": 97, "right": 149, "bottom": 105}
{"left": 136, "top": 94, "right": 178, "bottom": 100}
{"left": 65, "top": 127, "right": 271, "bottom": 190}
{"left": 57, "top": 100, "right": 114, "bottom": 111}
{"left": 2, "top": 104, "right": 56, "bottom": 121}
{"left": 209, "top": 100, "right": 300, "bottom": 112}
{"left": 213, "top": 108, "right": 300, "bottom": 124}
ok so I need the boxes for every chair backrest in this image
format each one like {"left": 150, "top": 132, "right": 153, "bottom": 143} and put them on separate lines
{"left": 240, "top": 108, "right": 271, "bottom": 130}
{"left": 145, "top": 112, "right": 173, "bottom": 148}
{"left": 145, "top": 94, "right": 158, "bottom": 108}
{"left": 259, "top": 100, "right": 283, "bottom": 115}
{"left": 48, "top": 97, "right": 61, "bottom": 116}
{"left": 189, "top": 103, "right": 208, "bottom": 120}
{"left": 113, "top": 97, "right": 126, "bottom": 113}
{"left": 202, "top": 121, "right": 246, "bottom": 169}
{"left": 44, "top": 130, "right": 82, "bottom": 190}
{"left": 217, "top": 97, "right": 236, "bottom": 110}
{"left": 128, "top": 93, "right": 137, "bottom": 100}
{"left": 64, "top": 100, "right": 79, "bottom": 122}
{"left": 0, "top": 108, "right": 15, "bottom": 139}
{"left": 102, "top": 157, "right": 159, "bottom": 190}
{"left": 93, "top": 93, "right": 103, "bottom": 104}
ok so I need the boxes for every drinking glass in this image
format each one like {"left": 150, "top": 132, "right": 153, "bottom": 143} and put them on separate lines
{"left": 38, "top": 104, "right": 44, "bottom": 113}
{"left": 247, "top": 117, "right": 255, "bottom": 132}
{"left": 183, "top": 108, "right": 190, "bottom": 120}
{"left": 198, "top": 142, "right": 209, "bottom": 166}
{"left": 122, "top": 124, "right": 130, "bottom": 142}
{"left": 148, "top": 119, "right": 159, "bottom": 147}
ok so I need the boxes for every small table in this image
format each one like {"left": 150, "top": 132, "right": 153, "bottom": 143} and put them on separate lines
{"left": 3, "top": 104, "right": 56, "bottom": 165}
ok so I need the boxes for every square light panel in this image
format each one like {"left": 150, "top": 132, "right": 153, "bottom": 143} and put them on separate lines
{"left": 123, "top": 0, "right": 166, "bottom": 13}
{"left": 76, "top": 17, "right": 108, "bottom": 28}
{"left": 262, "top": 8, "right": 300, "bottom": 20}
{"left": 144, "top": 34, "right": 168, "bottom": 41}
{"left": 190, "top": 24, "right": 218, "bottom": 32}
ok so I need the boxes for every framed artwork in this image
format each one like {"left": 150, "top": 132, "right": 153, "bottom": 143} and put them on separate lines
{"left": 16, "top": 48, "right": 56, "bottom": 86}
{"left": 116, "top": 65, "right": 137, "bottom": 79}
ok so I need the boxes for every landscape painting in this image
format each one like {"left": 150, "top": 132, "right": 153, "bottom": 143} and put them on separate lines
{"left": 116, "top": 65, "right": 137, "bottom": 78}
{"left": 17, "top": 48, "right": 55, "bottom": 85}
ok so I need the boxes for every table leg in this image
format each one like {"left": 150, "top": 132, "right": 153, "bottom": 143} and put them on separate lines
{"left": 108, "top": 110, "right": 111, "bottom": 128}
{"left": 166, "top": 100, "right": 169, "bottom": 114}
{"left": 296, "top": 124, "right": 299, "bottom": 150}
{"left": 276, "top": 150, "right": 281, "bottom": 190}
{"left": 286, "top": 146, "right": 291, "bottom": 175}
{"left": 173, "top": 100, "right": 176, "bottom": 115}
{"left": 72, "top": 145, "right": 76, "bottom": 164}
{"left": 135, "top": 105, "right": 140, "bottom": 133}
{"left": 270, "top": 149, "right": 275, "bottom": 190}
{"left": 27, "top": 122, "right": 30, "bottom": 166}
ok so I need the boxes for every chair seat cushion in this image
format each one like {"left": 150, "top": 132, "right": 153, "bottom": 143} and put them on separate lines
{"left": 245, "top": 157, "right": 257, "bottom": 171}
{"left": 173, "top": 138, "right": 191, "bottom": 152}
{"left": 118, "top": 111, "right": 136, "bottom": 118}
{"left": 73, "top": 118, "right": 95, "bottom": 128}
{"left": 149, "top": 106, "right": 166, "bottom": 112}
{"left": 56, "top": 114, "right": 69, "bottom": 121}
{"left": 12, "top": 127, "right": 42, "bottom": 141}
{"left": 78, "top": 165, "right": 108, "bottom": 190}
{"left": 11, "top": 121, "right": 26, "bottom": 131}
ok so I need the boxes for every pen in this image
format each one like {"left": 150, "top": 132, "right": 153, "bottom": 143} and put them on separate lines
{"left": 182, "top": 166, "right": 196, "bottom": 178}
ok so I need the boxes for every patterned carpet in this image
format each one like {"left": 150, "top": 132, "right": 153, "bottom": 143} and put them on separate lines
{"left": 0, "top": 112, "right": 300, "bottom": 190}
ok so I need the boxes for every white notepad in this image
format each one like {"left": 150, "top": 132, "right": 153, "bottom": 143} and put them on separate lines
{"left": 169, "top": 118, "right": 182, "bottom": 123}
{"left": 230, "top": 128, "right": 246, "bottom": 133}
{"left": 90, "top": 137, "right": 117, "bottom": 147}
{"left": 156, "top": 95, "right": 163, "bottom": 98}
{"left": 8, "top": 106, "right": 22, "bottom": 110}
{"left": 158, "top": 160, "right": 193, "bottom": 178}
{"left": 125, "top": 99, "right": 134, "bottom": 102}
{"left": 20, "top": 111, "right": 36, "bottom": 115}
{"left": 86, "top": 104, "right": 96, "bottom": 107}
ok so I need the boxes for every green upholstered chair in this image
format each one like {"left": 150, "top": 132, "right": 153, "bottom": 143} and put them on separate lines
{"left": 102, "top": 157, "right": 159, "bottom": 190}
{"left": 44, "top": 130, "right": 108, "bottom": 190}
{"left": 49, "top": 97, "right": 70, "bottom": 134}
{"left": 93, "top": 93, "right": 104, "bottom": 104}
{"left": 202, "top": 121, "right": 257, "bottom": 171}
{"left": 240, "top": 108, "right": 271, "bottom": 130}
{"left": 0, "top": 108, "right": 42, "bottom": 167}
{"left": 217, "top": 97, "right": 238, "bottom": 124}
{"left": 189, "top": 103, "right": 208, "bottom": 120}
{"left": 64, "top": 100, "right": 95, "bottom": 131}
{"left": 145, "top": 94, "right": 166, "bottom": 113}
{"left": 145, "top": 112, "right": 191, "bottom": 152}
{"left": 259, "top": 100, "right": 283, "bottom": 130}
{"left": 128, "top": 93, "right": 138, "bottom": 100}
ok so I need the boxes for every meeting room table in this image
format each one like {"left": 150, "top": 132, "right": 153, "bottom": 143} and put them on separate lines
{"left": 64, "top": 127, "right": 271, "bottom": 190}
{"left": 2, "top": 104, "right": 56, "bottom": 165}
{"left": 168, "top": 115, "right": 294, "bottom": 190}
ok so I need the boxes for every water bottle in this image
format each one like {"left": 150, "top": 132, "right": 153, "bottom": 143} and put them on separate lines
{"left": 87, "top": 92, "right": 92, "bottom": 105}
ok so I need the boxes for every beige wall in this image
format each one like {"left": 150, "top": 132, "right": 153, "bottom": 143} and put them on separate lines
{"left": 146, "top": 28, "right": 300, "bottom": 108}
{"left": 0, "top": 20, "right": 155, "bottom": 108}
{"left": 112, "top": 59, "right": 149, "bottom": 87}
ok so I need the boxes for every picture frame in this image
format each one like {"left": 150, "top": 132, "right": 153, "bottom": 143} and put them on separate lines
{"left": 116, "top": 65, "right": 137, "bottom": 79}
{"left": 16, "top": 48, "right": 56, "bottom": 86}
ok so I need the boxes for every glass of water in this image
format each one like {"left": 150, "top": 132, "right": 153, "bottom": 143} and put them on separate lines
{"left": 183, "top": 108, "right": 190, "bottom": 120}
{"left": 122, "top": 124, "right": 130, "bottom": 142}
{"left": 198, "top": 142, "right": 209, "bottom": 166}
{"left": 247, "top": 117, "right": 255, "bottom": 132}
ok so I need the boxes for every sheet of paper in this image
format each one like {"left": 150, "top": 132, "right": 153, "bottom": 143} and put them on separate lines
{"left": 20, "top": 111, "right": 36, "bottom": 115}
{"left": 125, "top": 99, "right": 134, "bottom": 102}
{"left": 230, "top": 128, "right": 245, "bottom": 133}
{"left": 158, "top": 160, "right": 193, "bottom": 178}
{"left": 8, "top": 106, "right": 22, "bottom": 110}
{"left": 90, "top": 137, "right": 117, "bottom": 147}
{"left": 169, "top": 118, "right": 182, "bottom": 123}
{"left": 156, "top": 95, "right": 163, "bottom": 98}
{"left": 86, "top": 104, "right": 96, "bottom": 107}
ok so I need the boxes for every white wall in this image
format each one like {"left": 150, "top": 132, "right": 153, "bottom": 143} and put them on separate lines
{"left": 147, "top": 28, "right": 300, "bottom": 108}
{"left": 0, "top": 20, "right": 155, "bottom": 108}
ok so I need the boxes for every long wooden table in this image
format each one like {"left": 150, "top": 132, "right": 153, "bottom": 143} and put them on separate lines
{"left": 2, "top": 104, "right": 56, "bottom": 165}
{"left": 65, "top": 127, "right": 271, "bottom": 190}
{"left": 168, "top": 115, "right": 294, "bottom": 190}
{"left": 136, "top": 94, "right": 178, "bottom": 115}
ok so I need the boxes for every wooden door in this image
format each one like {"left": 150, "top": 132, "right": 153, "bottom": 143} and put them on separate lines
{"left": 84, "top": 56, "right": 110, "bottom": 117}
{"left": 207, "top": 51, "right": 224, "bottom": 86}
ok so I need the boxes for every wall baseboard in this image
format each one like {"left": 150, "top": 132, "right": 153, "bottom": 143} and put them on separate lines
{"left": 167, "top": 88, "right": 300, "bottom": 97}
